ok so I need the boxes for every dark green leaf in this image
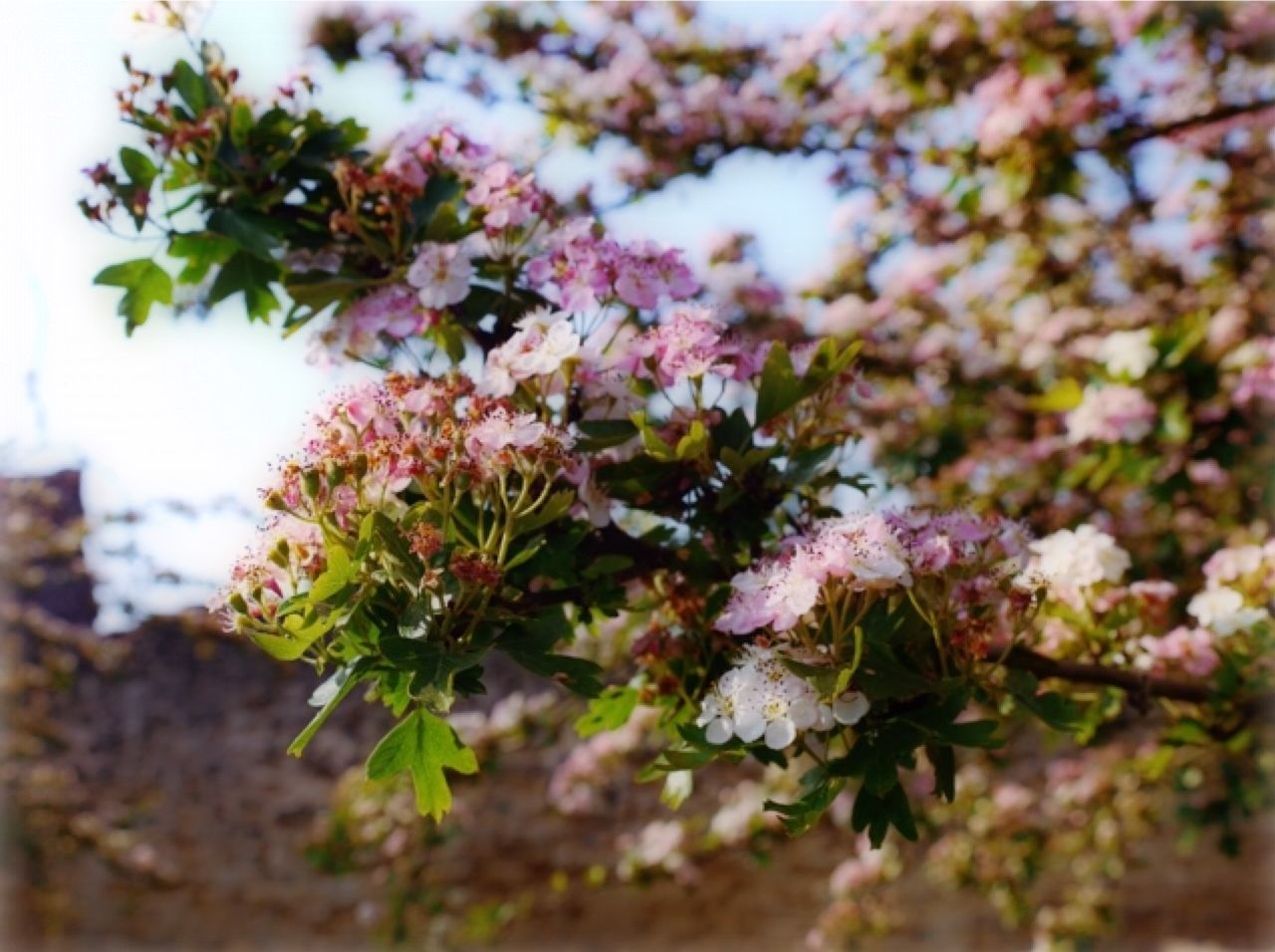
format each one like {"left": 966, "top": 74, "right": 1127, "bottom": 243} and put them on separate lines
{"left": 755, "top": 343, "right": 802, "bottom": 426}
{"left": 208, "top": 208, "right": 282, "bottom": 260}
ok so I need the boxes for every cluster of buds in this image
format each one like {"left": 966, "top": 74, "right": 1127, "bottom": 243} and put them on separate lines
{"left": 212, "top": 370, "right": 575, "bottom": 641}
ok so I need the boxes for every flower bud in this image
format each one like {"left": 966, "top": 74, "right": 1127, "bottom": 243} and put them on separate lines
{"left": 268, "top": 538, "right": 290, "bottom": 568}
{"left": 833, "top": 692, "right": 870, "bottom": 726}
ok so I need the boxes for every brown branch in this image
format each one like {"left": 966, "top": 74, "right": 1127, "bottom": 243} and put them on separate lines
{"left": 1001, "top": 645, "right": 1213, "bottom": 704}
{"left": 1104, "top": 99, "right": 1275, "bottom": 149}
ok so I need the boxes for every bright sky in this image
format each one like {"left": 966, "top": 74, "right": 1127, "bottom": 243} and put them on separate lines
{"left": 2, "top": 1, "right": 841, "bottom": 630}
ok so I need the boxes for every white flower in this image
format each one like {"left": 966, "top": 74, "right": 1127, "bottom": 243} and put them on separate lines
{"left": 1187, "top": 586, "right": 1268, "bottom": 636}
{"left": 697, "top": 645, "right": 828, "bottom": 750}
{"left": 1095, "top": 329, "right": 1156, "bottom": 379}
{"left": 1028, "top": 525, "right": 1130, "bottom": 591}
{"left": 407, "top": 242, "right": 474, "bottom": 308}
{"left": 480, "top": 307, "right": 581, "bottom": 396}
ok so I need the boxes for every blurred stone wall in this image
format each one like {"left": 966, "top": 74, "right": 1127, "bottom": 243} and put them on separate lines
{"left": 2, "top": 472, "right": 1272, "bottom": 951}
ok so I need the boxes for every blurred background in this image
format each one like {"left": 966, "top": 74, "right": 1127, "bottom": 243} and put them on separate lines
{"left": 2, "top": 2, "right": 1273, "bottom": 950}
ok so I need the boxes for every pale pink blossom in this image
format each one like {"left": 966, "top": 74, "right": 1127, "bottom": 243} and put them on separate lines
{"left": 407, "top": 242, "right": 474, "bottom": 308}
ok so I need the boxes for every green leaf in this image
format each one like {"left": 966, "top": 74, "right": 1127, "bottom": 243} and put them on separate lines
{"left": 512, "top": 489, "right": 576, "bottom": 538}
{"left": 410, "top": 175, "right": 462, "bottom": 240}
{"left": 765, "top": 776, "right": 845, "bottom": 836}
{"left": 366, "top": 708, "right": 479, "bottom": 821}
{"left": 94, "top": 258, "right": 173, "bottom": 333}
{"left": 580, "top": 554, "right": 634, "bottom": 581}
{"left": 755, "top": 343, "right": 802, "bottom": 426}
{"left": 284, "top": 273, "right": 381, "bottom": 308}
{"left": 499, "top": 608, "right": 603, "bottom": 697}
{"left": 169, "top": 59, "right": 210, "bottom": 114}
{"left": 1028, "top": 378, "right": 1084, "bottom": 413}
{"left": 229, "top": 100, "right": 254, "bottom": 149}
{"left": 882, "top": 782, "right": 918, "bottom": 841}
{"left": 675, "top": 420, "right": 710, "bottom": 461}
{"left": 1163, "top": 718, "right": 1214, "bottom": 747}
{"left": 1005, "top": 670, "right": 1084, "bottom": 732}
{"left": 432, "top": 322, "right": 467, "bottom": 364}
{"left": 119, "top": 146, "right": 157, "bottom": 191}
{"left": 711, "top": 407, "right": 753, "bottom": 453}
{"left": 310, "top": 544, "right": 354, "bottom": 602}
{"left": 576, "top": 419, "right": 638, "bottom": 451}
{"left": 208, "top": 208, "right": 281, "bottom": 261}
{"left": 927, "top": 744, "right": 956, "bottom": 801}
{"left": 250, "top": 631, "right": 311, "bottom": 661}
{"left": 209, "top": 251, "right": 282, "bottom": 322}
{"left": 169, "top": 232, "right": 238, "bottom": 284}
{"left": 630, "top": 411, "right": 676, "bottom": 461}
{"left": 575, "top": 685, "right": 639, "bottom": 738}
{"left": 287, "top": 662, "right": 371, "bottom": 757}
{"left": 782, "top": 444, "right": 838, "bottom": 487}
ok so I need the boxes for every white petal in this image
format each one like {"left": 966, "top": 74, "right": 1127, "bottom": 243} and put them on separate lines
{"left": 764, "top": 717, "right": 798, "bottom": 750}
{"left": 705, "top": 717, "right": 734, "bottom": 745}
{"left": 815, "top": 704, "right": 836, "bottom": 731}
{"left": 789, "top": 697, "right": 819, "bottom": 730}
{"left": 734, "top": 711, "right": 766, "bottom": 743}
{"left": 833, "top": 692, "right": 870, "bottom": 726}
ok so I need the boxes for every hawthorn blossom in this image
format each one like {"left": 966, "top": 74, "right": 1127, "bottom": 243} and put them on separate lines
{"left": 614, "top": 243, "right": 699, "bottom": 309}
{"left": 1064, "top": 384, "right": 1156, "bottom": 444}
{"left": 1203, "top": 544, "right": 1267, "bottom": 586}
{"left": 1135, "top": 627, "right": 1220, "bottom": 678}
{"left": 328, "top": 284, "right": 426, "bottom": 358}
{"left": 617, "top": 819, "right": 687, "bottom": 880}
{"left": 1233, "top": 339, "right": 1275, "bottom": 405}
{"left": 1186, "top": 586, "right": 1268, "bottom": 636}
{"left": 464, "top": 160, "right": 542, "bottom": 232}
{"left": 480, "top": 307, "right": 581, "bottom": 396}
{"left": 1095, "top": 329, "right": 1157, "bottom": 380}
{"left": 624, "top": 306, "right": 735, "bottom": 387}
{"left": 1027, "top": 525, "right": 1130, "bottom": 592}
{"left": 715, "top": 513, "right": 912, "bottom": 636}
{"left": 406, "top": 242, "right": 473, "bottom": 308}
{"left": 463, "top": 407, "right": 553, "bottom": 473}
{"left": 697, "top": 646, "right": 855, "bottom": 750}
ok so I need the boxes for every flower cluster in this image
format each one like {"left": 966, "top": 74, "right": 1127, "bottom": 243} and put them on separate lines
{"left": 1064, "top": 385, "right": 1158, "bottom": 445}
{"left": 213, "top": 372, "right": 574, "bottom": 639}
{"left": 715, "top": 513, "right": 912, "bottom": 637}
{"left": 526, "top": 218, "right": 699, "bottom": 313}
{"left": 696, "top": 645, "right": 870, "bottom": 751}
{"left": 1025, "top": 525, "right": 1131, "bottom": 596}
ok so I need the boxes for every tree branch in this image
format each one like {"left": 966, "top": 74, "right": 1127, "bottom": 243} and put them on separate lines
{"left": 1103, "top": 99, "right": 1275, "bottom": 149}
{"left": 1000, "top": 645, "right": 1213, "bottom": 704}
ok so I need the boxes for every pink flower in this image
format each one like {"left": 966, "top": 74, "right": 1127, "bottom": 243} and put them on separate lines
{"left": 1234, "top": 339, "right": 1275, "bottom": 405}
{"left": 626, "top": 306, "right": 732, "bottom": 386}
{"left": 463, "top": 407, "right": 552, "bottom": 474}
{"left": 1137, "top": 627, "right": 1220, "bottom": 678}
{"left": 715, "top": 512, "right": 912, "bottom": 635}
{"left": 1065, "top": 384, "right": 1156, "bottom": 444}
{"left": 407, "top": 242, "right": 474, "bottom": 308}
{"left": 464, "top": 160, "right": 543, "bottom": 232}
